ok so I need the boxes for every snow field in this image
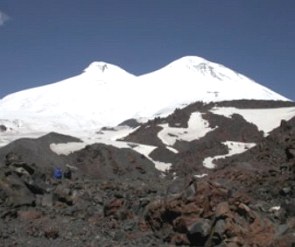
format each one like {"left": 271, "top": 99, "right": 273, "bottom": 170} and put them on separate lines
{"left": 210, "top": 107, "right": 295, "bottom": 135}
{"left": 0, "top": 56, "right": 290, "bottom": 137}
{"left": 0, "top": 56, "right": 293, "bottom": 172}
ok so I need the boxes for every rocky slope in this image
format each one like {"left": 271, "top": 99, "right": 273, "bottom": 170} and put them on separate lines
{"left": 122, "top": 100, "right": 295, "bottom": 175}
{"left": 0, "top": 100, "right": 295, "bottom": 246}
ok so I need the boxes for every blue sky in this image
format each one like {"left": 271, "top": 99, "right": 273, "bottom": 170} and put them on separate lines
{"left": 0, "top": 0, "right": 294, "bottom": 100}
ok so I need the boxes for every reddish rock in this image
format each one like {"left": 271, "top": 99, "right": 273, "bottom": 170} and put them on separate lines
{"left": 104, "top": 198, "right": 124, "bottom": 217}
{"left": 44, "top": 227, "right": 59, "bottom": 239}
{"left": 169, "top": 233, "right": 190, "bottom": 245}
{"left": 87, "top": 213, "right": 103, "bottom": 225}
{"left": 273, "top": 233, "right": 295, "bottom": 247}
{"left": 172, "top": 215, "right": 200, "bottom": 233}
{"left": 17, "top": 210, "right": 43, "bottom": 221}
{"left": 181, "top": 202, "right": 204, "bottom": 215}
{"left": 138, "top": 219, "right": 149, "bottom": 232}
{"left": 247, "top": 217, "right": 275, "bottom": 246}
{"left": 215, "top": 201, "right": 231, "bottom": 218}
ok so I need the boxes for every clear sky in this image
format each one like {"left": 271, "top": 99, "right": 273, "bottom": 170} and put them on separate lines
{"left": 0, "top": 0, "right": 294, "bottom": 100}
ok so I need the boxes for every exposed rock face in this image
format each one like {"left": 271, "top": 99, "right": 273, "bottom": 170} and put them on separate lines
{"left": 0, "top": 125, "right": 7, "bottom": 132}
{"left": 0, "top": 132, "right": 81, "bottom": 172}
{"left": 0, "top": 100, "right": 295, "bottom": 246}
{"left": 123, "top": 100, "right": 295, "bottom": 176}
{"left": 1, "top": 155, "right": 294, "bottom": 246}
{"left": 0, "top": 151, "right": 168, "bottom": 247}
{"left": 68, "top": 143, "right": 160, "bottom": 180}
{"left": 145, "top": 180, "right": 277, "bottom": 246}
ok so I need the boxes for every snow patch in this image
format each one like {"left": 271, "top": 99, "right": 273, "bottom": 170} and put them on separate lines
{"left": 48, "top": 126, "right": 172, "bottom": 172}
{"left": 210, "top": 107, "right": 295, "bottom": 135}
{"left": 203, "top": 141, "right": 256, "bottom": 169}
{"left": 166, "top": 146, "right": 179, "bottom": 154}
{"left": 48, "top": 126, "right": 138, "bottom": 155}
{"left": 50, "top": 142, "right": 86, "bottom": 155}
{"left": 193, "top": 174, "right": 208, "bottom": 178}
{"left": 269, "top": 206, "right": 281, "bottom": 212}
{"left": 157, "top": 112, "right": 214, "bottom": 146}
{"left": 153, "top": 161, "right": 172, "bottom": 172}
{"left": 132, "top": 144, "right": 172, "bottom": 172}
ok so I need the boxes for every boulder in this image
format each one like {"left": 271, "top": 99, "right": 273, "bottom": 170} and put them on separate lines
{"left": 0, "top": 173, "right": 35, "bottom": 207}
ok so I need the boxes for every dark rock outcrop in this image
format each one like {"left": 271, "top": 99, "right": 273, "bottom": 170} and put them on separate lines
{"left": 1, "top": 100, "right": 295, "bottom": 246}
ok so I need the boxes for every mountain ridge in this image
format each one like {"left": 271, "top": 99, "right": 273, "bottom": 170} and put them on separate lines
{"left": 1, "top": 55, "right": 290, "bottom": 100}
{"left": 1, "top": 57, "right": 295, "bottom": 246}
{"left": 0, "top": 55, "right": 291, "bottom": 142}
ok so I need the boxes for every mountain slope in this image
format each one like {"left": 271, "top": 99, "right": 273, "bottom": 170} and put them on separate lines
{"left": 0, "top": 62, "right": 138, "bottom": 131}
{"left": 0, "top": 56, "right": 291, "bottom": 140}
{"left": 1, "top": 105, "right": 294, "bottom": 247}
{"left": 137, "top": 57, "right": 288, "bottom": 111}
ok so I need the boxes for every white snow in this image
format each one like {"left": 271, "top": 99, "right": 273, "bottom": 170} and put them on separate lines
{"left": 157, "top": 112, "right": 214, "bottom": 146}
{"left": 203, "top": 141, "right": 256, "bottom": 169}
{"left": 0, "top": 55, "right": 293, "bottom": 174}
{"left": 0, "top": 62, "right": 139, "bottom": 133}
{"left": 48, "top": 125, "right": 173, "bottom": 172}
{"left": 210, "top": 107, "right": 295, "bottom": 135}
{"left": 193, "top": 174, "right": 208, "bottom": 178}
{"left": 153, "top": 161, "right": 172, "bottom": 172}
{"left": 269, "top": 206, "right": 281, "bottom": 212}
{"left": 50, "top": 142, "right": 86, "bottom": 156}
{"left": 0, "top": 55, "right": 292, "bottom": 174}
{"left": 137, "top": 56, "right": 289, "bottom": 110}
{"left": 49, "top": 125, "right": 138, "bottom": 155}
{"left": 116, "top": 142, "right": 172, "bottom": 172}
{"left": 166, "top": 146, "right": 179, "bottom": 154}
{"left": 0, "top": 55, "right": 290, "bottom": 144}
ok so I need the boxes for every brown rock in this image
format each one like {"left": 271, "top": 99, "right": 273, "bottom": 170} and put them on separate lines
{"left": 182, "top": 202, "right": 203, "bottom": 215}
{"left": 226, "top": 238, "right": 241, "bottom": 247}
{"left": 187, "top": 218, "right": 212, "bottom": 236}
{"left": 173, "top": 215, "right": 200, "bottom": 233}
{"left": 0, "top": 174, "right": 35, "bottom": 207}
{"left": 88, "top": 213, "right": 103, "bottom": 226}
{"left": 138, "top": 219, "right": 149, "bottom": 232}
{"left": 248, "top": 217, "right": 275, "bottom": 246}
{"left": 169, "top": 233, "right": 190, "bottom": 245}
{"left": 237, "top": 202, "right": 256, "bottom": 222}
{"left": 215, "top": 201, "right": 231, "bottom": 218}
{"left": 273, "top": 233, "right": 295, "bottom": 247}
{"left": 287, "top": 217, "right": 295, "bottom": 228}
{"left": 104, "top": 198, "right": 124, "bottom": 217}
{"left": 144, "top": 199, "right": 165, "bottom": 231}
{"left": 44, "top": 227, "right": 59, "bottom": 239}
{"left": 18, "top": 210, "right": 43, "bottom": 221}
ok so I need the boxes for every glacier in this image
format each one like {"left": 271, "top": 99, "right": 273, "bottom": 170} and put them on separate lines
{"left": 0, "top": 55, "right": 291, "bottom": 140}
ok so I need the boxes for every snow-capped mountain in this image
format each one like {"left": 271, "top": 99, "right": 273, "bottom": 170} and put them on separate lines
{"left": 136, "top": 56, "right": 289, "bottom": 116}
{"left": 1, "top": 57, "right": 295, "bottom": 247}
{"left": 0, "top": 56, "right": 290, "bottom": 140}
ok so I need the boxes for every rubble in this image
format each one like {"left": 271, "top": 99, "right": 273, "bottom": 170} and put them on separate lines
{"left": 0, "top": 101, "right": 295, "bottom": 246}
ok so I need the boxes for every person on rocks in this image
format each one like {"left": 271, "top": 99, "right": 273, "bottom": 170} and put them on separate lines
{"left": 63, "top": 167, "right": 72, "bottom": 179}
{"left": 53, "top": 167, "right": 63, "bottom": 179}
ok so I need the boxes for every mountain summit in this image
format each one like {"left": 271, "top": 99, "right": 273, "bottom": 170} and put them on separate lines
{"left": 0, "top": 56, "right": 290, "bottom": 135}
{"left": 165, "top": 56, "right": 246, "bottom": 80}
{"left": 83, "top": 61, "right": 136, "bottom": 81}
{"left": 138, "top": 56, "right": 288, "bottom": 104}
{"left": 0, "top": 57, "right": 294, "bottom": 247}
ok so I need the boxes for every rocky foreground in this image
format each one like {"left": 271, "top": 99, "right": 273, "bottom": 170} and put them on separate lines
{"left": 1, "top": 112, "right": 295, "bottom": 246}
